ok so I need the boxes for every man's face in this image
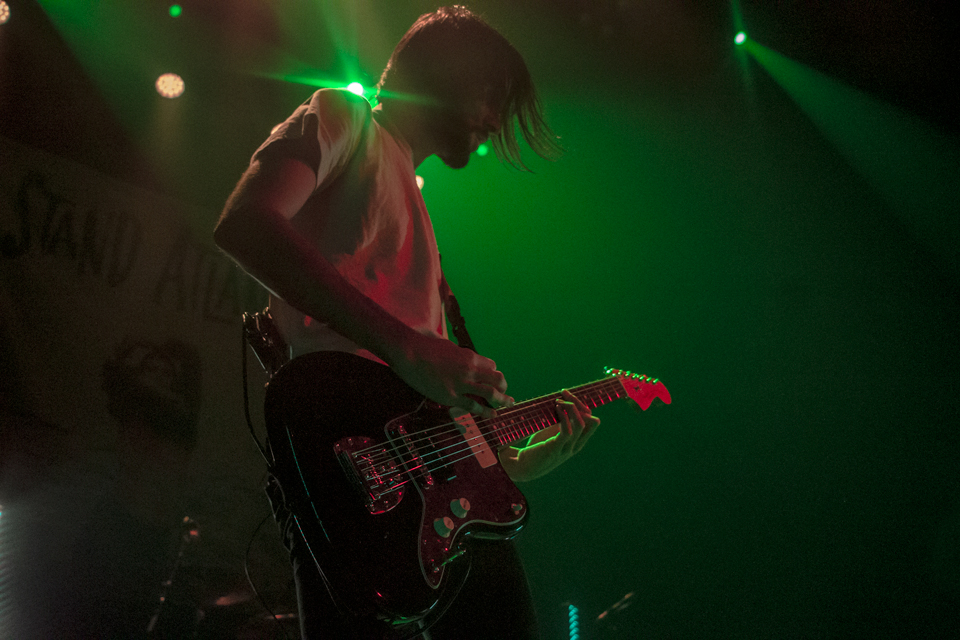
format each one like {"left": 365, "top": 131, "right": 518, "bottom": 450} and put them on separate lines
{"left": 431, "top": 86, "right": 504, "bottom": 169}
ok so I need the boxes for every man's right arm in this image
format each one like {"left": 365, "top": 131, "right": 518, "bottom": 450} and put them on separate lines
{"left": 214, "top": 155, "right": 512, "bottom": 417}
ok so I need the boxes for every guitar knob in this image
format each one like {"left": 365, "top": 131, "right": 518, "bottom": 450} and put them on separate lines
{"left": 433, "top": 516, "right": 455, "bottom": 538}
{"left": 450, "top": 498, "right": 470, "bottom": 519}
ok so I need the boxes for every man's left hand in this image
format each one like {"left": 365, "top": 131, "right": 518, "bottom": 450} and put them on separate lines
{"left": 499, "top": 390, "right": 600, "bottom": 482}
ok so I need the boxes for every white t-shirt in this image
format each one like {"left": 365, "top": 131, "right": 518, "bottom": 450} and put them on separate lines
{"left": 251, "top": 89, "right": 447, "bottom": 361}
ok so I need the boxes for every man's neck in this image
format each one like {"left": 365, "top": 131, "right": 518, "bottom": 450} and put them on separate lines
{"left": 373, "top": 104, "right": 431, "bottom": 168}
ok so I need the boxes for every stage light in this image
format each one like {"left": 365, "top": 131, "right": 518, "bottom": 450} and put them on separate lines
{"left": 0, "top": 1, "right": 10, "bottom": 25}
{"left": 346, "top": 82, "right": 365, "bottom": 97}
{"left": 735, "top": 31, "right": 747, "bottom": 45}
{"left": 416, "top": 175, "right": 424, "bottom": 190}
{"left": 155, "top": 73, "right": 185, "bottom": 98}
{"left": 169, "top": 5, "right": 182, "bottom": 18}
{"left": 476, "top": 143, "right": 490, "bottom": 157}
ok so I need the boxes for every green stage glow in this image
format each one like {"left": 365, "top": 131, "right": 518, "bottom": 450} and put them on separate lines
{"left": 735, "top": 31, "right": 747, "bottom": 45}
{"left": 168, "top": 5, "right": 181, "bottom": 18}
{"left": 476, "top": 143, "right": 489, "bottom": 157}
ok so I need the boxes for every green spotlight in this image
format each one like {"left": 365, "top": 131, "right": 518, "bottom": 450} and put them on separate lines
{"left": 346, "top": 82, "right": 365, "bottom": 97}
{"left": 734, "top": 31, "right": 747, "bottom": 45}
{"left": 169, "top": 5, "right": 182, "bottom": 18}
{"left": 476, "top": 143, "right": 489, "bottom": 157}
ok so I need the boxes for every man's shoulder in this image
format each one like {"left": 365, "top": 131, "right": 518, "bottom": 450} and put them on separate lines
{"left": 306, "top": 88, "right": 373, "bottom": 121}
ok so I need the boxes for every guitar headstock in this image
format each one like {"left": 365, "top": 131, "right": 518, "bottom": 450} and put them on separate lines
{"left": 604, "top": 367, "right": 672, "bottom": 410}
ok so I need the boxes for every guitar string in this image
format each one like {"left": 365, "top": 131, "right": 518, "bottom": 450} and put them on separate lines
{"left": 411, "top": 391, "right": 605, "bottom": 475}
{"left": 353, "top": 395, "right": 563, "bottom": 479}
{"left": 352, "top": 377, "right": 626, "bottom": 467}
{"left": 350, "top": 376, "right": 631, "bottom": 462}
{"left": 355, "top": 378, "right": 638, "bottom": 492}
{"left": 372, "top": 383, "right": 624, "bottom": 494}
{"left": 373, "top": 443, "right": 511, "bottom": 496}
{"left": 362, "top": 380, "right": 648, "bottom": 497}
{"left": 404, "top": 375, "right": 658, "bottom": 476}
{"left": 365, "top": 395, "right": 558, "bottom": 464}
{"left": 352, "top": 377, "right": 632, "bottom": 473}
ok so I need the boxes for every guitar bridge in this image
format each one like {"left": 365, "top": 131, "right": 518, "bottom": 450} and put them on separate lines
{"left": 334, "top": 436, "right": 404, "bottom": 515}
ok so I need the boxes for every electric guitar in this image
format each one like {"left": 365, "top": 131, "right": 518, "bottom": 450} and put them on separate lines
{"left": 263, "top": 351, "right": 671, "bottom": 633}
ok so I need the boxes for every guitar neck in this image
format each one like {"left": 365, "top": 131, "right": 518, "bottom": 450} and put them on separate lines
{"left": 482, "top": 377, "right": 630, "bottom": 447}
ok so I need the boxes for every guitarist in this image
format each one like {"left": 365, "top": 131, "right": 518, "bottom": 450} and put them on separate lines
{"left": 215, "top": 6, "right": 599, "bottom": 639}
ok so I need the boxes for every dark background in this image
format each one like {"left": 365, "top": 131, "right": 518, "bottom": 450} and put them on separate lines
{"left": 2, "top": 0, "right": 958, "bottom": 638}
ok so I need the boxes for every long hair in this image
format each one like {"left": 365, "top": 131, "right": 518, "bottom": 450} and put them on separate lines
{"left": 376, "top": 6, "right": 560, "bottom": 170}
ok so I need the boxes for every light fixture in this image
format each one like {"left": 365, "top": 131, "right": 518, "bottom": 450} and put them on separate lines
{"left": 156, "top": 73, "right": 185, "bottom": 98}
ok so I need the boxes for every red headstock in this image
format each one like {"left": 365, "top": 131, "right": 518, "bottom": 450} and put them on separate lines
{"left": 604, "top": 368, "right": 672, "bottom": 410}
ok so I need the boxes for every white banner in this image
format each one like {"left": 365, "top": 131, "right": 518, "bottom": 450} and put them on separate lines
{"left": 0, "top": 137, "right": 294, "bottom": 637}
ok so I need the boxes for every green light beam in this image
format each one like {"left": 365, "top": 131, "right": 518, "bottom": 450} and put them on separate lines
{"left": 256, "top": 72, "right": 352, "bottom": 90}
{"left": 743, "top": 38, "right": 960, "bottom": 272}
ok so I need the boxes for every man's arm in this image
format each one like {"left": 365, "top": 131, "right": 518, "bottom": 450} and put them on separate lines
{"left": 214, "top": 155, "right": 513, "bottom": 417}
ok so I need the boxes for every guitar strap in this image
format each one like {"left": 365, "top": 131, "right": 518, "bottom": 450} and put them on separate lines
{"left": 243, "top": 270, "right": 475, "bottom": 365}
{"left": 439, "top": 261, "right": 477, "bottom": 353}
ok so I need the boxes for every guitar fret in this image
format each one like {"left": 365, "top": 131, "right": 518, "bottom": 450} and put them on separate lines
{"left": 489, "top": 378, "right": 628, "bottom": 446}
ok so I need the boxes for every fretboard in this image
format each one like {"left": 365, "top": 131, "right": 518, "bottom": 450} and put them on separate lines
{"left": 481, "top": 377, "right": 629, "bottom": 447}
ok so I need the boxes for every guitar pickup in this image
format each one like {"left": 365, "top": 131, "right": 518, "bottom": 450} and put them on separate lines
{"left": 386, "top": 423, "right": 436, "bottom": 488}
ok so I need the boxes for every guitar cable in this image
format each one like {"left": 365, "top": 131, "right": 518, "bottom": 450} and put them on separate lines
{"left": 241, "top": 321, "right": 273, "bottom": 467}
{"left": 240, "top": 323, "right": 295, "bottom": 640}
{"left": 244, "top": 510, "right": 294, "bottom": 640}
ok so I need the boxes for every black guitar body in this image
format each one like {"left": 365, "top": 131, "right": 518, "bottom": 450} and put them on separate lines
{"left": 263, "top": 351, "right": 528, "bottom": 633}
